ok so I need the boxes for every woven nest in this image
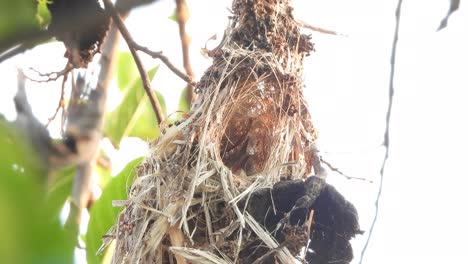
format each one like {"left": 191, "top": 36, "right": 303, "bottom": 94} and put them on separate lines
{"left": 107, "top": 0, "right": 360, "bottom": 263}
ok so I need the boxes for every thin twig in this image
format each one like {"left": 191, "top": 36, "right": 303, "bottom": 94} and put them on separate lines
{"left": 135, "top": 44, "right": 195, "bottom": 86}
{"left": 103, "top": 0, "right": 166, "bottom": 124}
{"left": 175, "top": 0, "right": 196, "bottom": 102}
{"left": 24, "top": 64, "right": 73, "bottom": 83}
{"left": 46, "top": 73, "right": 68, "bottom": 127}
{"left": 302, "top": 209, "right": 314, "bottom": 261}
{"left": 320, "top": 157, "right": 372, "bottom": 182}
{"left": 438, "top": 0, "right": 460, "bottom": 31}
{"left": 296, "top": 19, "right": 347, "bottom": 37}
{"left": 28, "top": 64, "right": 72, "bottom": 77}
{"left": 359, "top": 0, "right": 403, "bottom": 263}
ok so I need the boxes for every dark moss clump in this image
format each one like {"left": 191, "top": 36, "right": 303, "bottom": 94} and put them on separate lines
{"left": 48, "top": 0, "right": 110, "bottom": 68}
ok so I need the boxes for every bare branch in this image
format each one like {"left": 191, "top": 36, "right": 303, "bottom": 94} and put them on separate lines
{"left": 46, "top": 73, "right": 68, "bottom": 127}
{"left": 175, "top": 0, "right": 196, "bottom": 103}
{"left": 438, "top": 0, "right": 460, "bottom": 31}
{"left": 71, "top": 162, "right": 94, "bottom": 211}
{"left": 359, "top": 0, "right": 403, "bottom": 263}
{"left": 0, "top": 29, "right": 52, "bottom": 60}
{"left": 135, "top": 45, "right": 195, "bottom": 85}
{"left": 296, "top": 19, "right": 347, "bottom": 37}
{"left": 320, "top": 157, "right": 372, "bottom": 182}
{"left": 65, "top": 162, "right": 94, "bottom": 242}
{"left": 24, "top": 63, "right": 73, "bottom": 83}
{"left": 103, "top": 0, "right": 166, "bottom": 124}
{"left": 0, "top": 43, "right": 37, "bottom": 63}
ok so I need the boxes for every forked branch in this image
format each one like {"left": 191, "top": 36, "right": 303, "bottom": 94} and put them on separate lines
{"left": 134, "top": 44, "right": 195, "bottom": 85}
{"left": 103, "top": 0, "right": 166, "bottom": 124}
{"left": 104, "top": 0, "right": 197, "bottom": 124}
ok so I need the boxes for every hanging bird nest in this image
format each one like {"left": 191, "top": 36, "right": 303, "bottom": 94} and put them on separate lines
{"left": 108, "top": 0, "right": 360, "bottom": 263}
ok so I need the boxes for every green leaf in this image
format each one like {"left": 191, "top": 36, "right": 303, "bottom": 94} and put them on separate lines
{"left": 168, "top": 86, "right": 191, "bottom": 124}
{"left": 46, "top": 166, "right": 75, "bottom": 221}
{"left": 105, "top": 64, "right": 166, "bottom": 148}
{"left": 95, "top": 149, "right": 112, "bottom": 188}
{"left": 86, "top": 157, "right": 143, "bottom": 264}
{"left": 168, "top": 9, "right": 177, "bottom": 22}
{"left": 117, "top": 52, "right": 140, "bottom": 92}
{"left": 178, "top": 86, "right": 191, "bottom": 113}
{"left": 36, "top": 0, "right": 51, "bottom": 29}
{"left": 128, "top": 91, "right": 166, "bottom": 138}
{"left": 0, "top": 0, "right": 40, "bottom": 50}
{"left": 0, "top": 117, "right": 47, "bottom": 181}
{"left": 96, "top": 163, "right": 112, "bottom": 189}
{"left": 0, "top": 119, "right": 74, "bottom": 264}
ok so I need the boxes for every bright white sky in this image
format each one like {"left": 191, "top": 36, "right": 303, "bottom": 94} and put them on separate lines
{"left": 1, "top": 0, "right": 468, "bottom": 263}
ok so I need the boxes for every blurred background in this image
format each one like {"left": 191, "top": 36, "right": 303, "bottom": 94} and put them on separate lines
{"left": 0, "top": 0, "right": 467, "bottom": 263}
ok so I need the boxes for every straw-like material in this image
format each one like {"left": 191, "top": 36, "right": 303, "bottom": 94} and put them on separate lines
{"left": 110, "top": 0, "right": 318, "bottom": 262}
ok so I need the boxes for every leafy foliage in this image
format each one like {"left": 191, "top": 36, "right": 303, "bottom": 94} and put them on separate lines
{"left": 178, "top": 86, "right": 191, "bottom": 113}
{"left": 105, "top": 52, "right": 166, "bottom": 148}
{"left": 46, "top": 166, "right": 75, "bottom": 221}
{"left": 86, "top": 157, "right": 143, "bottom": 264}
{"left": 0, "top": 2, "right": 192, "bottom": 263}
{"left": 96, "top": 163, "right": 112, "bottom": 189}
{"left": 117, "top": 52, "right": 139, "bottom": 93}
{"left": 36, "top": 0, "right": 52, "bottom": 29}
{"left": 0, "top": 119, "right": 74, "bottom": 263}
{"left": 0, "top": 0, "right": 40, "bottom": 48}
{"left": 167, "top": 86, "right": 191, "bottom": 123}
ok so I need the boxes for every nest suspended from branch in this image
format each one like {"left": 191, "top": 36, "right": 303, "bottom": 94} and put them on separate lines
{"left": 109, "top": 0, "right": 360, "bottom": 263}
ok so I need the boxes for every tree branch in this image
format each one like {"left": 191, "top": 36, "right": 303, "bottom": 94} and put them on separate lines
{"left": 0, "top": 29, "right": 52, "bottom": 59}
{"left": 175, "top": 0, "right": 196, "bottom": 103}
{"left": 103, "top": 0, "right": 166, "bottom": 124}
{"left": 438, "top": 0, "right": 460, "bottom": 31}
{"left": 0, "top": 0, "right": 156, "bottom": 63}
{"left": 134, "top": 44, "right": 195, "bottom": 85}
{"left": 65, "top": 6, "right": 127, "bottom": 237}
{"left": 359, "top": 0, "right": 403, "bottom": 263}
{"left": 46, "top": 73, "right": 68, "bottom": 127}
